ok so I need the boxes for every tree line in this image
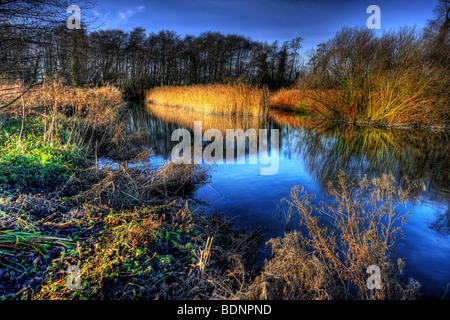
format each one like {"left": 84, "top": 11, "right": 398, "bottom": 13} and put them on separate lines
{"left": 1, "top": 1, "right": 304, "bottom": 99}
{"left": 1, "top": 0, "right": 448, "bottom": 103}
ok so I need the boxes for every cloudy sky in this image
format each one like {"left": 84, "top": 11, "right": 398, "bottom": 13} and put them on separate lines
{"left": 86, "top": 0, "right": 437, "bottom": 51}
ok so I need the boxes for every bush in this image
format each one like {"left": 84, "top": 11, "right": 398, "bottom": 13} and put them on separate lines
{"left": 246, "top": 172, "right": 424, "bottom": 300}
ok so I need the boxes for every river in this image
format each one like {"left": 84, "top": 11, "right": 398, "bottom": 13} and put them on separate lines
{"left": 127, "top": 102, "right": 450, "bottom": 299}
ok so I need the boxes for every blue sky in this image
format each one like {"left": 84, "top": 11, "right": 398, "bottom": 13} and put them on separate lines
{"left": 86, "top": 0, "right": 437, "bottom": 51}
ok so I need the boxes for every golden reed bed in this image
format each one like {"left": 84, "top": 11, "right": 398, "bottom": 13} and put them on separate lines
{"left": 146, "top": 84, "right": 269, "bottom": 116}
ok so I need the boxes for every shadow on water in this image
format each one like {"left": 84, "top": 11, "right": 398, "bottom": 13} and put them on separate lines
{"left": 127, "top": 102, "right": 450, "bottom": 299}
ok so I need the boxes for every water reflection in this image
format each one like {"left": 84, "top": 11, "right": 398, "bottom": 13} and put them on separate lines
{"left": 128, "top": 102, "right": 450, "bottom": 298}
{"left": 280, "top": 122, "right": 449, "bottom": 202}
{"left": 129, "top": 102, "right": 274, "bottom": 162}
{"left": 129, "top": 103, "right": 449, "bottom": 202}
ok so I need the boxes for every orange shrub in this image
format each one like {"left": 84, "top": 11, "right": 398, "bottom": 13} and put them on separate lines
{"left": 269, "top": 88, "right": 303, "bottom": 110}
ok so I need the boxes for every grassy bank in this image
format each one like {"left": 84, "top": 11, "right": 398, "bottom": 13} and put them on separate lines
{"left": 0, "top": 162, "right": 263, "bottom": 299}
{"left": 0, "top": 116, "right": 81, "bottom": 192}
{"left": 146, "top": 83, "right": 269, "bottom": 116}
{"left": 269, "top": 27, "right": 449, "bottom": 127}
{"left": 269, "top": 88, "right": 307, "bottom": 113}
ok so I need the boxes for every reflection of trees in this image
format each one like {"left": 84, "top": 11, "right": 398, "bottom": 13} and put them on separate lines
{"left": 131, "top": 103, "right": 449, "bottom": 201}
{"left": 280, "top": 123, "right": 449, "bottom": 202}
{"left": 128, "top": 103, "right": 184, "bottom": 159}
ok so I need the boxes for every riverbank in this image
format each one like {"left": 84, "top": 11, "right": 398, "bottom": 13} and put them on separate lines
{"left": 1, "top": 81, "right": 426, "bottom": 300}
{"left": 0, "top": 82, "right": 263, "bottom": 299}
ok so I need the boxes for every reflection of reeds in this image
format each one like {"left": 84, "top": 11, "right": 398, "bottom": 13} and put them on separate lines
{"left": 269, "top": 109, "right": 320, "bottom": 129}
{"left": 146, "top": 102, "right": 267, "bottom": 134}
{"left": 146, "top": 84, "right": 269, "bottom": 116}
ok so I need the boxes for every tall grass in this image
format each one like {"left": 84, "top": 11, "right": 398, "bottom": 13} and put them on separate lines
{"left": 274, "top": 67, "right": 449, "bottom": 126}
{"left": 269, "top": 88, "right": 305, "bottom": 112}
{"left": 0, "top": 78, "right": 128, "bottom": 160}
{"left": 146, "top": 84, "right": 269, "bottom": 116}
{"left": 296, "top": 26, "right": 450, "bottom": 126}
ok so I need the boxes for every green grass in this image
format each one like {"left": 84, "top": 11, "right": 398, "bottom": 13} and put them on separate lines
{"left": 0, "top": 116, "right": 82, "bottom": 192}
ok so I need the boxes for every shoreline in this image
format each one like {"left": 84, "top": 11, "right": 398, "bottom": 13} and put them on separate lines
{"left": 0, "top": 96, "right": 263, "bottom": 300}
{"left": 0, "top": 84, "right": 440, "bottom": 300}
{"left": 269, "top": 106, "right": 450, "bottom": 131}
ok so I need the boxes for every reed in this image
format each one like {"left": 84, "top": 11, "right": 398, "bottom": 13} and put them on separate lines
{"left": 71, "top": 160, "right": 210, "bottom": 209}
{"left": 0, "top": 230, "right": 72, "bottom": 256}
{"left": 0, "top": 78, "right": 129, "bottom": 160}
{"left": 240, "top": 172, "right": 423, "bottom": 300}
{"left": 299, "top": 68, "right": 449, "bottom": 126}
{"left": 146, "top": 84, "right": 269, "bottom": 116}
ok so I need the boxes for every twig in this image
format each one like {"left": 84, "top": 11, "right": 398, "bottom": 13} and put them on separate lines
{"left": 0, "top": 81, "right": 42, "bottom": 109}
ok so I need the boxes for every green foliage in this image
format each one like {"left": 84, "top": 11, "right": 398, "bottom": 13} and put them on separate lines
{"left": 0, "top": 116, "right": 81, "bottom": 192}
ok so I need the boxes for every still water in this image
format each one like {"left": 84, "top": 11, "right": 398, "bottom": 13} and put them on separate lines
{"left": 128, "top": 102, "right": 450, "bottom": 299}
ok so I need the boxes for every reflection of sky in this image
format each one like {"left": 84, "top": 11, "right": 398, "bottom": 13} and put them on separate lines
{"left": 396, "top": 201, "right": 450, "bottom": 299}
{"left": 90, "top": 0, "right": 437, "bottom": 53}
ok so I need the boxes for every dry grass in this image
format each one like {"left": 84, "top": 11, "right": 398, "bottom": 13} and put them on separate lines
{"left": 237, "top": 172, "right": 424, "bottom": 300}
{"left": 269, "top": 67, "right": 449, "bottom": 126}
{"left": 146, "top": 84, "right": 269, "bottom": 116}
{"left": 63, "top": 158, "right": 210, "bottom": 209}
{"left": 269, "top": 88, "right": 305, "bottom": 111}
{"left": 28, "top": 197, "right": 263, "bottom": 300}
{"left": 299, "top": 68, "right": 449, "bottom": 126}
{"left": 0, "top": 78, "right": 137, "bottom": 161}
{"left": 0, "top": 78, "right": 123, "bottom": 117}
